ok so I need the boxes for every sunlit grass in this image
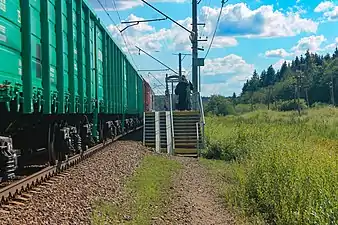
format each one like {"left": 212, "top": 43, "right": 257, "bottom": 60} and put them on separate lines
{"left": 203, "top": 107, "right": 338, "bottom": 224}
{"left": 92, "top": 155, "right": 181, "bottom": 224}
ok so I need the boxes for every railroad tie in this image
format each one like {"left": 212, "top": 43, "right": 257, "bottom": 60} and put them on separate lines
{"left": 21, "top": 193, "right": 33, "bottom": 198}
{"left": 9, "top": 200, "right": 25, "bottom": 206}
{"left": 15, "top": 195, "right": 30, "bottom": 202}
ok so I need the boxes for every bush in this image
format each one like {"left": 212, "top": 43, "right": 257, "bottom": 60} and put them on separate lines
{"left": 204, "top": 108, "right": 338, "bottom": 224}
{"left": 311, "top": 102, "right": 330, "bottom": 108}
{"left": 278, "top": 99, "right": 307, "bottom": 111}
{"left": 205, "top": 95, "right": 236, "bottom": 116}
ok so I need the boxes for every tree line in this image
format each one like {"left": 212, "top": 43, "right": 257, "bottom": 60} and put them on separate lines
{"left": 205, "top": 48, "right": 338, "bottom": 116}
{"left": 240, "top": 48, "right": 338, "bottom": 108}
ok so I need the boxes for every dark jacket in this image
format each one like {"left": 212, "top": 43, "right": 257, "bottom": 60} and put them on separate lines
{"left": 175, "top": 79, "right": 194, "bottom": 110}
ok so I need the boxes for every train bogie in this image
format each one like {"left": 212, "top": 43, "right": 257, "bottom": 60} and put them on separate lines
{"left": 0, "top": 0, "right": 148, "bottom": 181}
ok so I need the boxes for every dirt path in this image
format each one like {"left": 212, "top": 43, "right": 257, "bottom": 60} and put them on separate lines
{"left": 156, "top": 157, "right": 235, "bottom": 225}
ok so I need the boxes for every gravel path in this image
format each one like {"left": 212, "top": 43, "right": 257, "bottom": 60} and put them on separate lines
{"left": 156, "top": 157, "right": 235, "bottom": 225}
{"left": 0, "top": 141, "right": 149, "bottom": 225}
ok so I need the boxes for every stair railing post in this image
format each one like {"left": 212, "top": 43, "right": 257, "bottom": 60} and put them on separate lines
{"left": 143, "top": 112, "right": 145, "bottom": 145}
{"left": 165, "top": 111, "right": 172, "bottom": 154}
{"left": 196, "top": 122, "right": 200, "bottom": 157}
{"left": 155, "top": 111, "right": 160, "bottom": 153}
{"left": 169, "top": 92, "right": 175, "bottom": 155}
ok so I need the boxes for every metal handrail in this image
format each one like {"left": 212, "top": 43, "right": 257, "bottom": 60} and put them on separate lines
{"left": 169, "top": 92, "right": 175, "bottom": 154}
{"left": 198, "top": 92, "right": 205, "bottom": 125}
{"left": 193, "top": 92, "right": 205, "bottom": 153}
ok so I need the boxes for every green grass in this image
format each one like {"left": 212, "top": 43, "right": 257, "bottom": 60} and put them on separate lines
{"left": 91, "top": 154, "right": 181, "bottom": 225}
{"left": 203, "top": 107, "right": 338, "bottom": 225}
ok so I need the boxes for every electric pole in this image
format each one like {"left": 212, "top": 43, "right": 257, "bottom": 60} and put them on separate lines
{"left": 330, "top": 74, "right": 335, "bottom": 107}
{"left": 173, "top": 53, "right": 191, "bottom": 78}
{"left": 192, "top": 0, "right": 198, "bottom": 96}
{"left": 179, "top": 53, "right": 182, "bottom": 77}
{"left": 295, "top": 70, "right": 304, "bottom": 116}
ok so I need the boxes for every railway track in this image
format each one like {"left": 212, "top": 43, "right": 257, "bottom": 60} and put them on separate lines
{"left": 0, "top": 126, "right": 142, "bottom": 210}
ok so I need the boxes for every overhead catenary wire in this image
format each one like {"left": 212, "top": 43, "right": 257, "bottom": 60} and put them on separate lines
{"left": 95, "top": 0, "right": 139, "bottom": 70}
{"left": 136, "top": 46, "right": 178, "bottom": 74}
{"left": 140, "top": 0, "right": 193, "bottom": 35}
{"left": 145, "top": 72, "right": 166, "bottom": 95}
{"left": 204, "top": 0, "right": 228, "bottom": 59}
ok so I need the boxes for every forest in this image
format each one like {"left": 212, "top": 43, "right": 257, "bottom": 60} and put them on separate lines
{"left": 240, "top": 48, "right": 338, "bottom": 107}
{"left": 205, "top": 48, "right": 338, "bottom": 115}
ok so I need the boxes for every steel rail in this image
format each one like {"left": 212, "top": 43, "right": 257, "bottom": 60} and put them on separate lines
{"left": 0, "top": 126, "right": 142, "bottom": 206}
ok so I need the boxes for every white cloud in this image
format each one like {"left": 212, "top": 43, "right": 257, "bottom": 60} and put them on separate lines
{"left": 202, "top": 54, "right": 254, "bottom": 76}
{"left": 291, "top": 35, "right": 327, "bottom": 54}
{"left": 202, "top": 37, "right": 238, "bottom": 49}
{"left": 121, "top": 14, "right": 155, "bottom": 32}
{"left": 201, "top": 83, "right": 230, "bottom": 96}
{"left": 314, "top": 1, "right": 335, "bottom": 13}
{"left": 323, "top": 37, "right": 338, "bottom": 50}
{"left": 265, "top": 48, "right": 290, "bottom": 58}
{"left": 108, "top": 15, "right": 237, "bottom": 54}
{"left": 314, "top": 1, "right": 338, "bottom": 21}
{"left": 273, "top": 59, "right": 292, "bottom": 70}
{"left": 90, "top": 0, "right": 188, "bottom": 11}
{"left": 200, "top": 3, "right": 318, "bottom": 38}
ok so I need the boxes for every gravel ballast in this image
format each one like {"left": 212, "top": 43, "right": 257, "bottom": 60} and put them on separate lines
{"left": 0, "top": 140, "right": 149, "bottom": 225}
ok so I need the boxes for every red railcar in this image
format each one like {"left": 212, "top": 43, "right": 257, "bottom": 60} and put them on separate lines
{"left": 143, "top": 80, "right": 154, "bottom": 112}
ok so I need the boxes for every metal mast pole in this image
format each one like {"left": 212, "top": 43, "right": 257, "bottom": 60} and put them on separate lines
{"left": 179, "top": 53, "right": 182, "bottom": 77}
{"left": 192, "top": 0, "right": 198, "bottom": 109}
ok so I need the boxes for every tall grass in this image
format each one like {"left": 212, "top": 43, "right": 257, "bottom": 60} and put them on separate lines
{"left": 204, "top": 107, "right": 338, "bottom": 224}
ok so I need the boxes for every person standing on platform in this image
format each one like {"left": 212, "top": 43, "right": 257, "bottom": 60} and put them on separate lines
{"left": 174, "top": 75, "right": 194, "bottom": 111}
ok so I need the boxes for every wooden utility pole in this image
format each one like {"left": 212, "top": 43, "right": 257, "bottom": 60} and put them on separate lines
{"left": 295, "top": 70, "right": 304, "bottom": 116}
{"left": 330, "top": 73, "right": 335, "bottom": 107}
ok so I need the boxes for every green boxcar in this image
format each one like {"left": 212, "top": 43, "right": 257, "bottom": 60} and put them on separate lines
{"left": 0, "top": 0, "right": 22, "bottom": 110}
{"left": 0, "top": 0, "right": 144, "bottom": 118}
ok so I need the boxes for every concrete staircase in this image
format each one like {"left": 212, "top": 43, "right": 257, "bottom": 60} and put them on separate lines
{"left": 143, "top": 111, "right": 203, "bottom": 157}
{"left": 143, "top": 112, "right": 172, "bottom": 153}
{"left": 173, "top": 111, "right": 202, "bottom": 157}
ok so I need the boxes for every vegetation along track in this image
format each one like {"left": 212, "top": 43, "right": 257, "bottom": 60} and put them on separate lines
{"left": 0, "top": 126, "right": 142, "bottom": 210}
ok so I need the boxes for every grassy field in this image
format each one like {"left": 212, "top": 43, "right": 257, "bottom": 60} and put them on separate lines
{"left": 203, "top": 107, "right": 338, "bottom": 225}
{"left": 92, "top": 155, "right": 181, "bottom": 224}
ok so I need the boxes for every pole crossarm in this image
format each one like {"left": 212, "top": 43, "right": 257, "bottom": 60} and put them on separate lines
{"left": 138, "top": 69, "right": 170, "bottom": 72}
{"left": 120, "top": 18, "right": 167, "bottom": 32}
{"left": 140, "top": 0, "right": 194, "bottom": 35}
{"left": 121, "top": 17, "right": 167, "bottom": 24}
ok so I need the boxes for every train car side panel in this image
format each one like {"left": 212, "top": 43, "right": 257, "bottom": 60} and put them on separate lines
{"left": 95, "top": 25, "right": 104, "bottom": 113}
{"left": 0, "top": 0, "right": 22, "bottom": 108}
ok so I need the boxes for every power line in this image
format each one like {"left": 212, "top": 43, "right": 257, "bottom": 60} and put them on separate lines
{"left": 140, "top": 0, "right": 193, "bottom": 35}
{"left": 95, "top": 0, "right": 139, "bottom": 70}
{"left": 204, "top": 0, "right": 227, "bottom": 59}
{"left": 136, "top": 46, "right": 178, "bottom": 74}
{"left": 95, "top": 0, "right": 118, "bottom": 26}
{"left": 145, "top": 72, "right": 166, "bottom": 95}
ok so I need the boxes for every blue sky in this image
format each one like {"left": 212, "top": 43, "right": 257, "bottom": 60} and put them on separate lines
{"left": 88, "top": 0, "right": 338, "bottom": 97}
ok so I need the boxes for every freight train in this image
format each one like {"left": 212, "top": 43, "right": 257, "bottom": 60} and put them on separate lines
{"left": 0, "top": 0, "right": 153, "bottom": 181}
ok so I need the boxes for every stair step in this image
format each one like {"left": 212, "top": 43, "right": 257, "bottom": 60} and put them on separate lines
{"left": 174, "top": 148, "right": 198, "bottom": 154}
{"left": 175, "top": 153, "right": 198, "bottom": 158}
{"left": 175, "top": 136, "right": 200, "bottom": 139}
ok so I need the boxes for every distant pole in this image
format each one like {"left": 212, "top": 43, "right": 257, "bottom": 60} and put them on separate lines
{"left": 165, "top": 74, "right": 169, "bottom": 110}
{"left": 330, "top": 74, "right": 335, "bottom": 107}
{"left": 179, "top": 53, "right": 182, "bottom": 77}
{"left": 296, "top": 70, "right": 303, "bottom": 116}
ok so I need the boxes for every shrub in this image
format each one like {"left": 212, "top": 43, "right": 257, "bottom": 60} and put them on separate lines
{"left": 204, "top": 107, "right": 338, "bottom": 224}
{"left": 278, "top": 99, "right": 307, "bottom": 111}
